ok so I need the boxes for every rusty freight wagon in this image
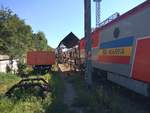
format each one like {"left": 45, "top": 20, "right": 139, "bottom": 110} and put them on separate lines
{"left": 27, "top": 51, "right": 55, "bottom": 73}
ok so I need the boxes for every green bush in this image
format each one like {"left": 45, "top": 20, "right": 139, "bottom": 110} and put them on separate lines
{"left": 6, "top": 64, "right": 11, "bottom": 73}
{"left": 17, "top": 62, "right": 27, "bottom": 75}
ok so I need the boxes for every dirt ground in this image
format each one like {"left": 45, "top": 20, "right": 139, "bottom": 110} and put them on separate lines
{"left": 59, "top": 64, "right": 150, "bottom": 113}
{"left": 59, "top": 64, "right": 84, "bottom": 113}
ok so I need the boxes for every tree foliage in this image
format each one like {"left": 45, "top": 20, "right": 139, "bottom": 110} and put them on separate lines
{"left": 0, "top": 7, "right": 52, "bottom": 60}
{"left": 33, "top": 31, "right": 48, "bottom": 51}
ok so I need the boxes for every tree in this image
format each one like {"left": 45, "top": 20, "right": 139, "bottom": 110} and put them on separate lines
{"left": 33, "top": 31, "right": 49, "bottom": 51}
{"left": 0, "top": 7, "right": 52, "bottom": 62}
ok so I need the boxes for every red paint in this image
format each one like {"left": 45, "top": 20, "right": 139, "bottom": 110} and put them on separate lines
{"left": 132, "top": 37, "right": 150, "bottom": 83}
{"left": 80, "top": 29, "right": 101, "bottom": 50}
{"left": 79, "top": 38, "right": 85, "bottom": 50}
{"left": 27, "top": 51, "right": 55, "bottom": 65}
{"left": 92, "top": 30, "right": 100, "bottom": 48}
{"left": 99, "top": 56, "right": 130, "bottom": 64}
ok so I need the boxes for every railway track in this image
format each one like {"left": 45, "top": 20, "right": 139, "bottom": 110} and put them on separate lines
{"left": 5, "top": 77, "right": 51, "bottom": 97}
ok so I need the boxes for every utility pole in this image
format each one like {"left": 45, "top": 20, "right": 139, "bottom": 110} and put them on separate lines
{"left": 84, "top": 0, "right": 92, "bottom": 86}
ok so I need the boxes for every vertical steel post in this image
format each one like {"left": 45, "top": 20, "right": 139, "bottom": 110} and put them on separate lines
{"left": 84, "top": 0, "right": 92, "bottom": 86}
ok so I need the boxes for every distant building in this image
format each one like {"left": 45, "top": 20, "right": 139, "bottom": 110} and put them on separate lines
{"left": 0, "top": 55, "right": 18, "bottom": 74}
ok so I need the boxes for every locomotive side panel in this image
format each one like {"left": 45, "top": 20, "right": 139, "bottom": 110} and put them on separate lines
{"left": 132, "top": 36, "right": 150, "bottom": 83}
{"left": 94, "top": 3, "right": 150, "bottom": 77}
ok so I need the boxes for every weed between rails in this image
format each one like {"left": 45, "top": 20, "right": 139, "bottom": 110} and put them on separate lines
{"left": 45, "top": 72, "right": 73, "bottom": 113}
{"left": 67, "top": 73, "right": 122, "bottom": 113}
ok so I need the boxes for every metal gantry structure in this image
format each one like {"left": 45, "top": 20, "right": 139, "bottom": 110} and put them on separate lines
{"left": 93, "top": 0, "right": 102, "bottom": 28}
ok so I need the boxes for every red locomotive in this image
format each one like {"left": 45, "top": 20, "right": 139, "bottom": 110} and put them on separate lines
{"left": 80, "top": 1, "right": 150, "bottom": 96}
{"left": 57, "top": 1, "right": 150, "bottom": 96}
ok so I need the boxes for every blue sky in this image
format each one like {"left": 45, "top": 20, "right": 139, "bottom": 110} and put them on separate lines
{"left": 0, "top": 0, "right": 145, "bottom": 48}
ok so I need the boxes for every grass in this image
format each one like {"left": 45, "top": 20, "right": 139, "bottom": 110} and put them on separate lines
{"left": 28, "top": 73, "right": 51, "bottom": 83}
{"left": 0, "top": 70, "right": 73, "bottom": 113}
{"left": 0, "top": 73, "right": 21, "bottom": 94}
{"left": 67, "top": 73, "right": 122, "bottom": 113}
{"left": 66, "top": 74, "right": 89, "bottom": 107}
{"left": 45, "top": 72, "right": 73, "bottom": 113}
{"left": 0, "top": 96, "right": 49, "bottom": 113}
{"left": 0, "top": 72, "right": 52, "bottom": 113}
